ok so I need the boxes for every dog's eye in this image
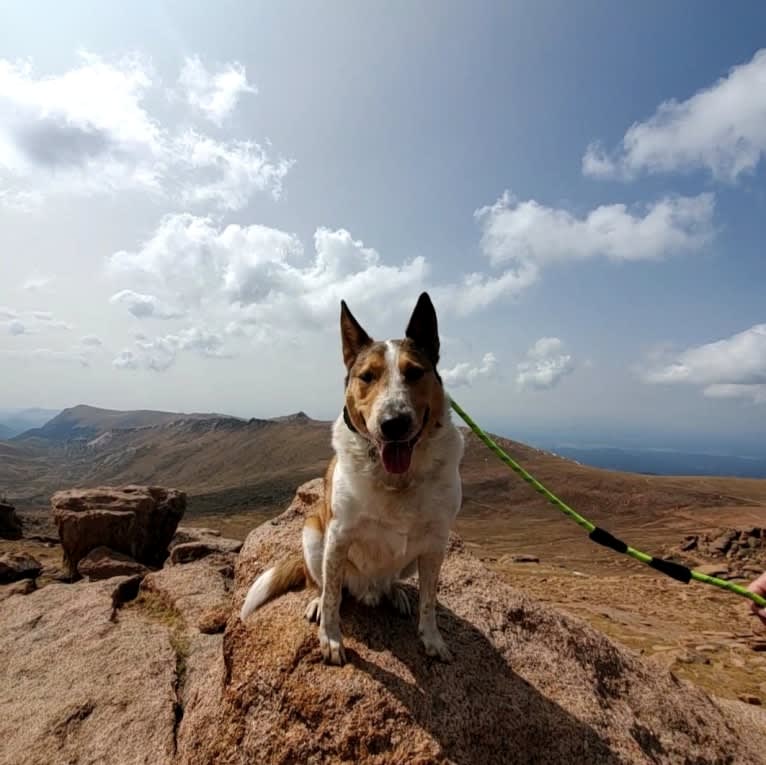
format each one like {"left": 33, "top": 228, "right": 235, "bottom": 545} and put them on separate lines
{"left": 404, "top": 366, "right": 425, "bottom": 383}
{"left": 358, "top": 370, "right": 375, "bottom": 384}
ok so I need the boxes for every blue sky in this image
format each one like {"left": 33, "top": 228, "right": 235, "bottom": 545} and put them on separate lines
{"left": 0, "top": 1, "right": 765, "bottom": 449}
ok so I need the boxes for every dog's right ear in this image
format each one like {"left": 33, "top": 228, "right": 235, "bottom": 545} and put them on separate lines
{"left": 340, "top": 300, "right": 372, "bottom": 370}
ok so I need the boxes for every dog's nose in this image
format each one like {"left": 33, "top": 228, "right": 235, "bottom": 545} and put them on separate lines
{"left": 380, "top": 414, "right": 413, "bottom": 441}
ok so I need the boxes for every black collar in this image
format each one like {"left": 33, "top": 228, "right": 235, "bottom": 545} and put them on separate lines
{"left": 343, "top": 406, "right": 358, "bottom": 434}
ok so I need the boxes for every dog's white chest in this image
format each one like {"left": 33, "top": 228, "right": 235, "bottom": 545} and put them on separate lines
{"left": 347, "top": 521, "right": 410, "bottom": 576}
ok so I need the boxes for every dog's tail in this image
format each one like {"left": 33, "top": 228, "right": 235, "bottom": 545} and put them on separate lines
{"left": 239, "top": 554, "right": 307, "bottom": 621}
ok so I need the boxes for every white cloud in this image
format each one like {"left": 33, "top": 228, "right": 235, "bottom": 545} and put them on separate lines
{"left": 442, "top": 352, "right": 497, "bottom": 388}
{"left": 109, "top": 289, "right": 184, "bottom": 320}
{"left": 21, "top": 274, "right": 54, "bottom": 292}
{"left": 644, "top": 324, "right": 766, "bottom": 403}
{"left": 0, "top": 53, "right": 290, "bottom": 210}
{"left": 80, "top": 335, "right": 103, "bottom": 347}
{"left": 1, "top": 307, "right": 73, "bottom": 335}
{"left": 172, "top": 131, "right": 292, "bottom": 211}
{"left": 104, "top": 195, "right": 719, "bottom": 373}
{"left": 178, "top": 56, "right": 256, "bottom": 125}
{"left": 434, "top": 189, "right": 713, "bottom": 316}
{"left": 516, "top": 337, "right": 575, "bottom": 391}
{"left": 476, "top": 190, "right": 715, "bottom": 269}
{"left": 112, "top": 327, "right": 231, "bottom": 372}
{"left": 107, "top": 215, "right": 428, "bottom": 339}
{"left": 106, "top": 216, "right": 434, "bottom": 371}
{"left": 433, "top": 265, "right": 539, "bottom": 317}
{"left": 583, "top": 49, "right": 766, "bottom": 182}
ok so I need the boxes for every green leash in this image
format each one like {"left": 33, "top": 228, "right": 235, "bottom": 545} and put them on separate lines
{"left": 449, "top": 397, "right": 766, "bottom": 610}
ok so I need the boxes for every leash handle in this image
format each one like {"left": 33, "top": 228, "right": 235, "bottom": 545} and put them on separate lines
{"left": 448, "top": 397, "right": 766, "bottom": 610}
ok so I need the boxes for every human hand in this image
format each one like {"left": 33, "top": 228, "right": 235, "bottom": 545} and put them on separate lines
{"left": 747, "top": 572, "right": 766, "bottom": 627}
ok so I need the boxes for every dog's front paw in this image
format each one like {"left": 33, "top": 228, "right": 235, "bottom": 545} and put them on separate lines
{"left": 420, "top": 629, "right": 453, "bottom": 662}
{"left": 304, "top": 596, "right": 321, "bottom": 623}
{"left": 319, "top": 625, "right": 346, "bottom": 666}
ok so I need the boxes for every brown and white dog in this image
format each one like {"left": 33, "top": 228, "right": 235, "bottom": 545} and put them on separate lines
{"left": 239, "top": 292, "right": 464, "bottom": 665}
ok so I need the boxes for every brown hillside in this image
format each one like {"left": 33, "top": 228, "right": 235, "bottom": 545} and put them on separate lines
{"left": 4, "top": 411, "right": 766, "bottom": 540}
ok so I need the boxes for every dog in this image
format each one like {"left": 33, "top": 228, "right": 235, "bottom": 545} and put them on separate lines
{"left": 240, "top": 292, "right": 464, "bottom": 665}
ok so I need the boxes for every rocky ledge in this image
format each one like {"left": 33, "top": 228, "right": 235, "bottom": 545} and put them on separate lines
{"left": 1, "top": 479, "right": 765, "bottom": 765}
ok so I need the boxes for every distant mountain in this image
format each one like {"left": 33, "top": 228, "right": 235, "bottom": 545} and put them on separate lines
{"left": 16, "top": 404, "right": 234, "bottom": 442}
{"left": 0, "top": 408, "right": 61, "bottom": 439}
{"left": 2, "top": 406, "right": 765, "bottom": 542}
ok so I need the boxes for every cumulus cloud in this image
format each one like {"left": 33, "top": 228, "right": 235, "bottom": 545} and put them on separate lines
{"left": 434, "top": 189, "right": 714, "bottom": 316}
{"left": 80, "top": 335, "right": 103, "bottom": 347}
{"left": 112, "top": 327, "right": 231, "bottom": 372}
{"left": 106, "top": 215, "right": 435, "bottom": 371}
{"left": 644, "top": 324, "right": 766, "bottom": 403}
{"left": 178, "top": 56, "right": 256, "bottom": 125}
{"left": 109, "top": 289, "right": 184, "bottom": 320}
{"left": 583, "top": 49, "right": 766, "bottom": 182}
{"left": 476, "top": 190, "right": 715, "bottom": 269}
{"left": 0, "top": 52, "right": 290, "bottom": 210}
{"left": 105, "top": 194, "right": 720, "bottom": 372}
{"left": 516, "top": 337, "right": 575, "bottom": 391}
{"left": 107, "top": 214, "right": 428, "bottom": 334}
{"left": 441, "top": 352, "right": 497, "bottom": 388}
{"left": 433, "top": 266, "right": 538, "bottom": 317}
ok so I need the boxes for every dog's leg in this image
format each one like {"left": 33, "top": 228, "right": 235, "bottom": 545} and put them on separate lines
{"left": 417, "top": 550, "right": 452, "bottom": 662}
{"left": 302, "top": 516, "right": 324, "bottom": 623}
{"left": 319, "top": 520, "right": 349, "bottom": 665}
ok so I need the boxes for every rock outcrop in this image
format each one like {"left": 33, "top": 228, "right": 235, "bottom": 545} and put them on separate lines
{"left": 671, "top": 527, "right": 766, "bottom": 580}
{"left": 0, "top": 501, "right": 22, "bottom": 539}
{"left": 76, "top": 545, "right": 150, "bottom": 581}
{"left": 0, "top": 555, "right": 233, "bottom": 765}
{"left": 0, "top": 577, "right": 179, "bottom": 765}
{"left": 177, "top": 479, "right": 766, "bottom": 765}
{"left": 0, "top": 551, "right": 42, "bottom": 583}
{"left": 169, "top": 526, "right": 242, "bottom": 565}
{"left": 52, "top": 485, "right": 186, "bottom": 577}
{"left": 2, "top": 480, "right": 766, "bottom": 764}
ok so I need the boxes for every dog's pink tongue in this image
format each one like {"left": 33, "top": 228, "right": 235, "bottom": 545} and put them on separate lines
{"left": 381, "top": 442, "right": 413, "bottom": 474}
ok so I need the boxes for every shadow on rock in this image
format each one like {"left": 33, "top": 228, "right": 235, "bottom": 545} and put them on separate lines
{"left": 343, "top": 589, "right": 622, "bottom": 765}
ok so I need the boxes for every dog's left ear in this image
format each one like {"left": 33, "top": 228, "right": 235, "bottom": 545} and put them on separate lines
{"left": 405, "top": 292, "right": 439, "bottom": 366}
{"left": 340, "top": 299, "right": 373, "bottom": 370}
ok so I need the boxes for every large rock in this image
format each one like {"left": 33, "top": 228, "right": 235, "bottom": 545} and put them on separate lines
{"left": 176, "top": 478, "right": 766, "bottom": 765}
{"left": 3, "top": 480, "right": 766, "bottom": 764}
{"left": 141, "top": 554, "right": 234, "bottom": 630}
{"left": 76, "top": 546, "right": 150, "bottom": 581}
{"left": 52, "top": 485, "right": 186, "bottom": 577}
{"left": 169, "top": 527, "right": 242, "bottom": 565}
{"left": 0, "top": 501, "right": 22, "bottom": 539}
{"left": 0, "top": 578, "right": 178, "bottom": 765}
{"left": 0, "top": 556, "right": 232, "bottom": 765}
{"left": 0, "top": 552, "right": 42, "bottom": 583}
